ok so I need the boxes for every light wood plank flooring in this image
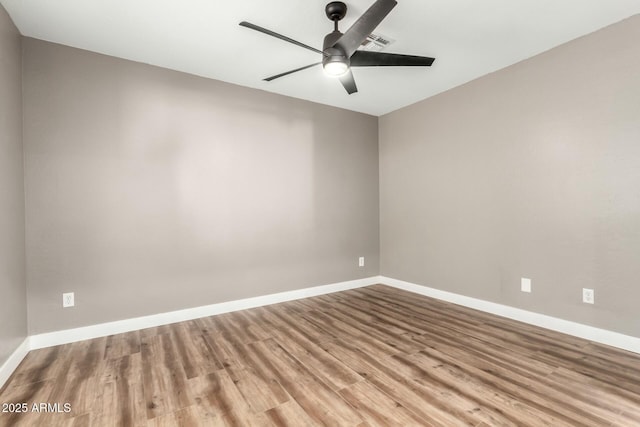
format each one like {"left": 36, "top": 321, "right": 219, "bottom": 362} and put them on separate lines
{"left": 1, "top": 285, "right": 640, "bottom": 426}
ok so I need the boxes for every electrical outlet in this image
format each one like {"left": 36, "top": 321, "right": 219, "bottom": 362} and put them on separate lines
{"left": 582, "top": 288, "right": 594, "bottom": 304}
{"left": 358, "top": 256, "right": 365, "bottom": 267}
{"left": 521, "top": 277, "right": 532, "bottom": 293}
{"left": 63, "top": 292, "right": 74, "bottom": 308}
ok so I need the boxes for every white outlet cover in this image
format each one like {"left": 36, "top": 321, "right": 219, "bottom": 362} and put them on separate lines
{"left": 358, "top": 257, "right": 365, "bottom": 267}
{"left": 521, "top": 278, "right": 532, "bottom": 293}
{"left": 63, "top": 292, "right": 75, "bottom": 308}
{"left": 583, "top": 288, "right": 595, "bottom": 304}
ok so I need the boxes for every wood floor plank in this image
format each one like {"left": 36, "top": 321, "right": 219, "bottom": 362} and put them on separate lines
{"left": 408, "top": 327, "right": 558, "bottom": 380}
{"left": 198, "top": 323, "right": 291, "bottom": 410}
{"left": 303, "top": 299, "right": 424, "bottom": 354}
{"left": 141, "top": 334, "right": 192, "bottom": 420}
{"left": 2, "top": 345, "right": 72, "bottom": 389}
{"left": 64, "top": 412, "right": 91, "bottom": 427}
{"left": 187, "top": 370, "right": 273, "bottom": 426}
{"left": 146, "top": 405, "right": 201, "bottom": 427}
{"left": 301, "top": 309, "right": 403, "bottom": 357}
{"left": 321, "top": 338, "right": 478, "bottom": 426}
{"left": 244, "top": 308, "right": 363, "bottom": 391}
{"left": 263, "top": 400, "right": 321, "bottom": 427}
{"left": 179, "top": 332, "right": 225, "bottom": 376}
{"left": 248, "top": 339, "right": 364, "bottom": 426}
{"left": 63, "top": 339, "right": 108, "bottom": 416}
{"left": 314, "top": 293, "right": 424, "bottom": 336}
{"left": 103, "top": 331, "right": 141, "bottom": 360}
{"left": 338, "top": 380, "right": 436, "bottom": 427}
{"left": 97, "top": 353, "right": 147, "bottom": 427}
{"left": 393, "top": 351, "right": 561, "bottom": 426}
{"left": 409, "top": 339, "right": 614, "bottom": 425}
{"left": 2, "top": 284, "right": 640, "bottom": 426}
{"left": 223, "top": 366, "right": 288, "bottom": 413}
{"left": 170, "top": 325, "right": 202, "bottom": 379}
{"left": 259, "top": 305, "right": 337, "bottom": 345}
{"left": 545, "top": 367, "right": 640, "bottom": 424}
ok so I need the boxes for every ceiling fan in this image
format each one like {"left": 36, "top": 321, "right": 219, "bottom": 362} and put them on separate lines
{"left": 239, "top": 0, "right": 435, "bottom": 94}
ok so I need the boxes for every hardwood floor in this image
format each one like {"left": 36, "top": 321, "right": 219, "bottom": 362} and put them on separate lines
{"left": 1, "top": 284, "right": 640, "bottom": 426}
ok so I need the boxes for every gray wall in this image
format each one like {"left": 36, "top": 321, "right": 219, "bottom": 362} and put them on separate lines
{"left": 380, "top": 16, "right": 640, "bottom": 337}
{"left": 0, "top": 5, "right": 27, "bottom": 365}
{"left": 23, "top": 38, "right": 379, "bottom": 335}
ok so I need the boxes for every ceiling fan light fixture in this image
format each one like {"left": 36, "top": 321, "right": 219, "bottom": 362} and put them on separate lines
{"left": 322, "top": 47, "right": 350, "bottom": 77}
{"left": 323, "top": 59, "right": 349, "bottom": 77}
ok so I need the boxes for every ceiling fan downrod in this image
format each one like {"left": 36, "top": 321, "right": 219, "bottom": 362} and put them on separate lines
{"left": 323, "top": 2, "right": 350, "bottom": 77}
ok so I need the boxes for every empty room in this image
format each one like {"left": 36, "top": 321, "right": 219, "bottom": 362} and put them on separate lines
{"left": 1, "top": 0, "right": 640, "bottom": 425}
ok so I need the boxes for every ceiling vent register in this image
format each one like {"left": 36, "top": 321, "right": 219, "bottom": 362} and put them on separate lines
{"left": 360, "top": 33, "right": 395, "bottom": 51}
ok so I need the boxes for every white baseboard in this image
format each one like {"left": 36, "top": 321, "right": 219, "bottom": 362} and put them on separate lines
{"left": 29, "top": 276, "right": 382, "bottom": 350}
{"left": 5, "top": 274, "right": 638, "bottom": 390}
{"left": 380, "top": 276, "right": 640, "bottom": 354}
{"left": 0, "top": 338, "right": 30, "bottom": 390}
{"left": 1, "top": 276, "right": 377, "bottom": 387}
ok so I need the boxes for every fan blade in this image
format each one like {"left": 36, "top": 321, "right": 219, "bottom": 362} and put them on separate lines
{"left": 239, "top": 22, "right": 326, "bottom": 56}
{"left": 264, "top": 63, "right": 322, "bottom": 82}
{"left": 339, "top": 69, "right": 358, "bottom": 94}
{"left": 335, "top": 0, "right": 397, "bottom": 57}
{"left": 351, "top": 51, "right": 435, "bottom": 67}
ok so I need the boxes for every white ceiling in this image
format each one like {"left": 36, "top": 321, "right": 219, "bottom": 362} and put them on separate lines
{"left": 2, "top": 0, "right": 639, "bottom": 116}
